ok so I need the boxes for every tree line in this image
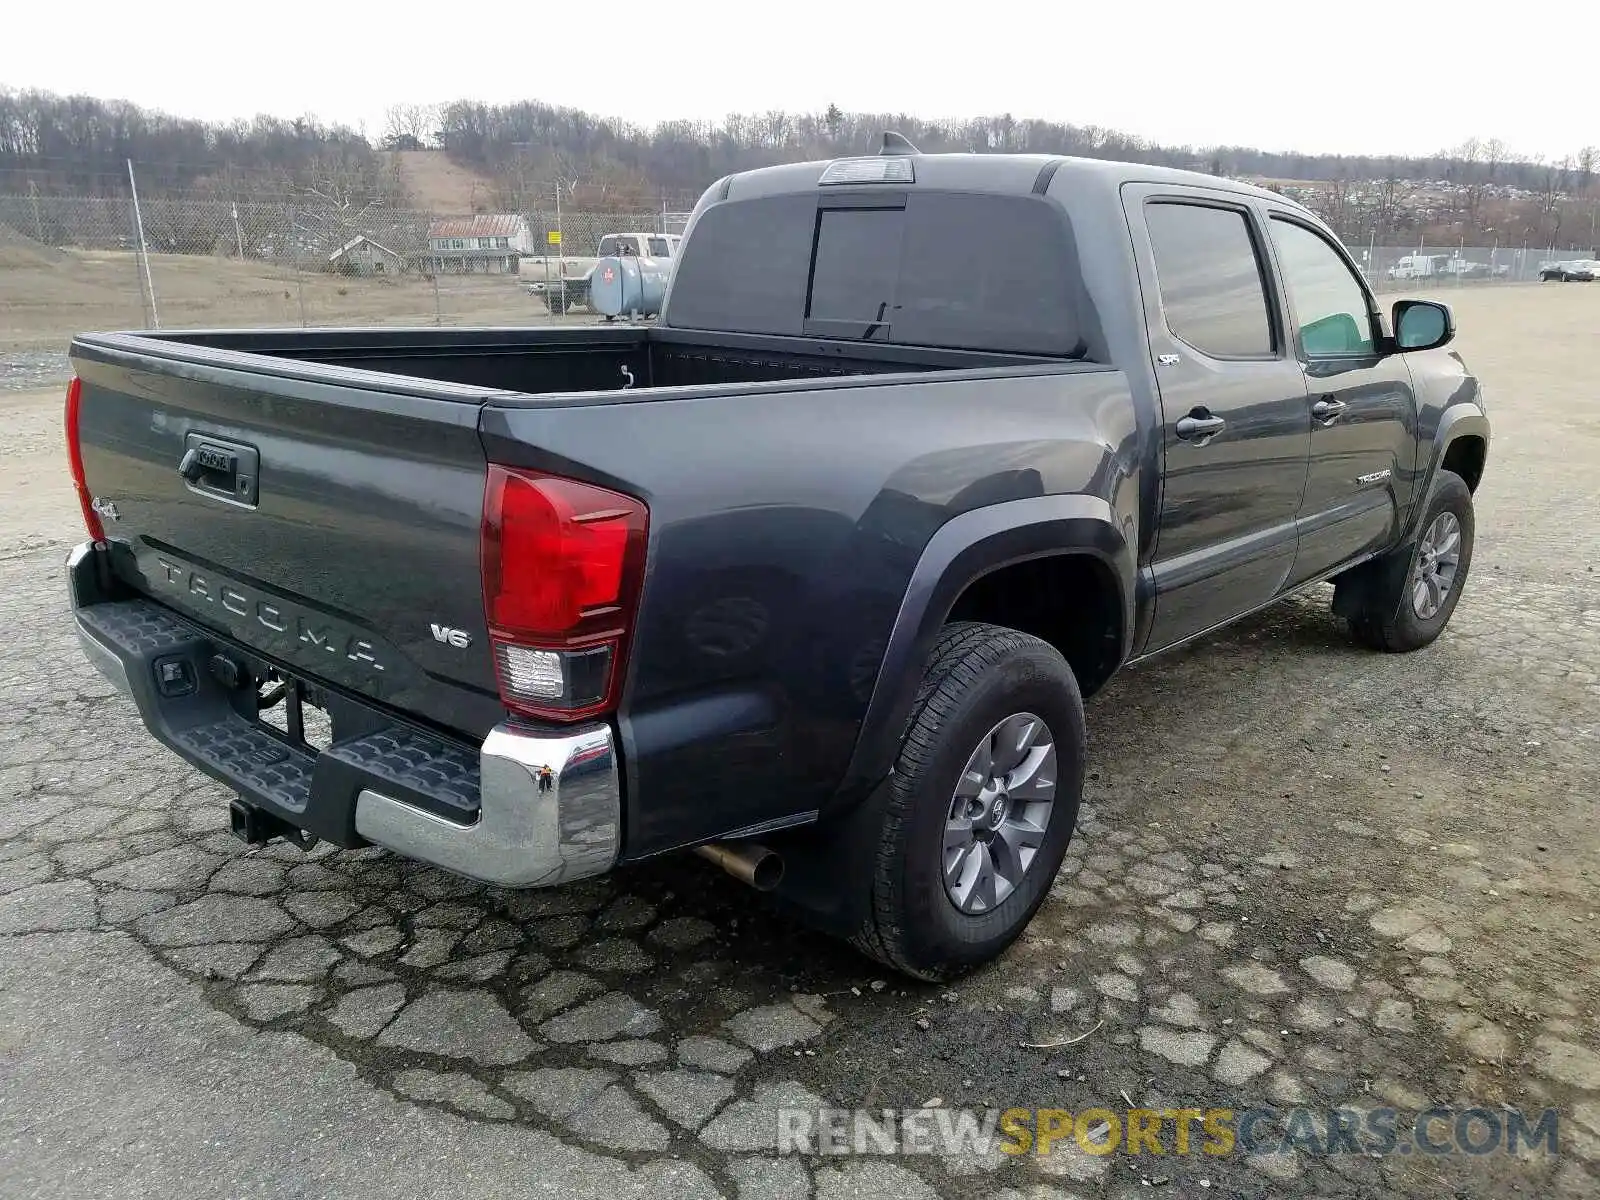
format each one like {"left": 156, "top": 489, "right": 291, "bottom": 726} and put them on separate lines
{"left": 4, "top": 88, "right": 1596, "bottom": 247}
{"left": 428, "top": 99, "right": 1595, "bottom": 203}
{"left": 0, "top": 88, "right": 400, "bottom": 204}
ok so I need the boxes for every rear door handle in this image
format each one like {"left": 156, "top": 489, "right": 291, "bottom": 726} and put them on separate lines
{"left": 1312, "top": 397, "right": 1348, "bottom": 423}
{"left": 1175, "top": 411, "right": 1226, "bottom": 444}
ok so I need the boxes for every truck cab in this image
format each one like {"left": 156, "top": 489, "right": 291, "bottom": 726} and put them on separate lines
{"left": 597, "top": 232, "right": 681, "bottom": 259}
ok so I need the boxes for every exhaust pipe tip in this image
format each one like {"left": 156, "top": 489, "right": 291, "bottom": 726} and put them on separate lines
{"left": 695, "top": 841, "right": 784, "bottom": 891}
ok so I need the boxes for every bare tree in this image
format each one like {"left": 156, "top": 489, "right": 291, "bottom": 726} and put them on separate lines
{"left": 1372, "top": 170, "right": 1404, "bottom": 237}
{"left": 1532, "top": 156, "right": 1574, "bottom": 246}
{"left": 1577, "top": 146, "right": 1597, "bottom": 195}
{"left": 1446, "top": 139, "right": 1488, "bottom": 230}
{"left": 382, "top": 104, "right": 439, "bottom": 151}
{"left": 1483, "top": 138, "right": 1507, "bottom": 182}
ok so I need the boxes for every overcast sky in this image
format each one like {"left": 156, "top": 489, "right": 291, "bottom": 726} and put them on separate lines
{"left": 6, "top": 1, "right": 1597, "bottom": 162}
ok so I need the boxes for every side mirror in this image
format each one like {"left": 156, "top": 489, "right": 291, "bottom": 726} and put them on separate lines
{"left": 1392, "top": 299, "right": 1454, "bottom": 352}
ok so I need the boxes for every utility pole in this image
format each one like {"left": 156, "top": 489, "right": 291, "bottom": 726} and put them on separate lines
{"left": 555, "top": 179, "right": 565, "bottom": 311}
{"left": 127, "top": 159, "right": 160, "bottom": 329}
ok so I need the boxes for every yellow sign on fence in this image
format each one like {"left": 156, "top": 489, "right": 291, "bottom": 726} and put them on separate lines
{"left": 547, "top": 231, "right": 562, "bottom": 245}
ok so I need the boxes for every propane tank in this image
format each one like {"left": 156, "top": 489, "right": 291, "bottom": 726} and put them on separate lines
{"left": 589, "top": 255, "right": 670, "bottom": 319}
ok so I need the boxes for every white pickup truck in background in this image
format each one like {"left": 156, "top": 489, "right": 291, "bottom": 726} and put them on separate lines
{"left": 522, "top": 232, "right": 682, "bottom": 313}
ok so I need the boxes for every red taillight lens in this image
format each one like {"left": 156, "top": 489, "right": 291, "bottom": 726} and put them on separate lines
{"left": 480, "top": 465, "right": 648, "bottom": 721}
{"left": 64, "top": 377, "right": 105, "bottom": 542}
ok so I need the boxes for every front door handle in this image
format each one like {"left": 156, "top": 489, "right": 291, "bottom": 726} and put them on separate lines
{"left": 1175, "top": 411, "right": 1226, "bottom": 444}
{"left": 1312, "top": 397, "right": 1348, "bottom": 424}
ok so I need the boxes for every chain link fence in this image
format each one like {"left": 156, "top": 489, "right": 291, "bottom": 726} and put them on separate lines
{"left": 1356, "top": 243, "right": 1596, "bottom": 290}
{"left": 0, "top": 191, "right": 696, "bottom": 352}
{"left": 2, "top": 188, "right": 1595, "bottom": 355}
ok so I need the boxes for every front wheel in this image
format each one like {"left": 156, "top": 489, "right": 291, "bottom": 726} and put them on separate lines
{"left": 851, "top": 622, "right": 1086, "bottom": 981}
{"left": 1344, "top": 469, "right": 1475, "bottom": 652}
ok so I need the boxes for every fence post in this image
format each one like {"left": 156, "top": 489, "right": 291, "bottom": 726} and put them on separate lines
{"left": 126, "top": 159, "right": 160, "bottom": 329}
{"left": 28, "top": 181, "right": 44, "bottom": 243}
{"left": 289, "top": 204, "right": 307, "bottom": 327}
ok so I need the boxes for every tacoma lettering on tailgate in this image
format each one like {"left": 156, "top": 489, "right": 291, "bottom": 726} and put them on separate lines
{"left": 156, "top": 558, "right": 385, "bottom": 673}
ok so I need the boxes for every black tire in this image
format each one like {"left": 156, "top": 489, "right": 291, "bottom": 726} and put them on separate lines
{"left": 851, "top": 621, "right": 1086, "bottom": 981}
{"left": 546, "top": 291, "right": 567, "bottom": 315}
{"left": 1346, "top": 470, "right": 1475, "bottom": 652}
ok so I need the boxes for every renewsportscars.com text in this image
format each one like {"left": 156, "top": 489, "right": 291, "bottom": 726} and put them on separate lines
{"left": 775, "top": 1105, "right": 1562, "bottom": 1159}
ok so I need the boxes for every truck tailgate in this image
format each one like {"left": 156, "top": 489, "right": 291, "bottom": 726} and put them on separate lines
{"left": 69, "top": 338, "right": 504, "bottom": 740}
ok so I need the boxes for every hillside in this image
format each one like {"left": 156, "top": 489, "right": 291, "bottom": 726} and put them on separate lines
{"left": 391, "top": 151, "right": 497, "bottom": 214}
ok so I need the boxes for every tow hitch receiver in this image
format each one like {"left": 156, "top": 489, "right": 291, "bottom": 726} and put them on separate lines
{"left": 229, "top": 799, "right": 317, "bottom": 850}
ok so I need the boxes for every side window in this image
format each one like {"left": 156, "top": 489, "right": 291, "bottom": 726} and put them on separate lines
{"left": 1268, "top": 218, "right": 1375, "bottom": 357}
{"left": 1145, "top": 202, "right": 1275, "bottom": 358}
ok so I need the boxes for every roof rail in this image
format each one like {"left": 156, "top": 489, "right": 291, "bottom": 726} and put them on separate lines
{"left": 878, "top": 131, "right": 920, "bottom": 157}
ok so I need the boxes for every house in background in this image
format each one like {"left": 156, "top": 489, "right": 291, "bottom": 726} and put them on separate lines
{"left": 327, "top": 234, "right": 407, "bottom": 276}
{"left": 424, "top": 214, "right": 532, "bottom": 274}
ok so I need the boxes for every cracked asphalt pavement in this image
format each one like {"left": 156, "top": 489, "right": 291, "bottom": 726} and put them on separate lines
{"left": 2, "top": 286, "right": 1597, "bottom": 1199}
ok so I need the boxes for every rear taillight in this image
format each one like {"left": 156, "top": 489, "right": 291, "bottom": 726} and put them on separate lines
{"left": 480, "top": 465, "right": 648, "bottom": 721}
{"left": 64, "top": 377, "right": 105, "bottom": 542}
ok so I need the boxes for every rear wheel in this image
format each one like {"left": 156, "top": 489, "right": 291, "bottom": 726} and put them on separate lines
{"left": 852, "top": 622, "right": 1085, "bottom": 981}
{"left": 1345, "top": 470, "right": 1475, "bottom": 652}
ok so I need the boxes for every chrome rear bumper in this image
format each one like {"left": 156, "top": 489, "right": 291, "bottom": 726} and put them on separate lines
{"left": 66, "top": 540, "right": 621, "bottom": 889}
{"left": 354, "top": 722, "right": 620, "bottom": 887}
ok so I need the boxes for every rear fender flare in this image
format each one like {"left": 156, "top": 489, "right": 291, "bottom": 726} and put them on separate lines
{"left": 836, "top": 494, "right": 1135, "bottom": 804}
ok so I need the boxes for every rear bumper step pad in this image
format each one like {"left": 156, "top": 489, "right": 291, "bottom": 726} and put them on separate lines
{"left": 67, "top": 543, "right": 620, "bottom": 887}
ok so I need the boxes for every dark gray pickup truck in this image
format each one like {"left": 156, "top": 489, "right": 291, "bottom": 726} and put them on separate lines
{"left": 63, "top": 137, "right": 1490, "bottom": 980}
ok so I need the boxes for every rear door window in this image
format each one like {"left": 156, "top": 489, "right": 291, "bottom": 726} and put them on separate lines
{"left": 1145, "top": 201, "right": 1275, "bottom": 358}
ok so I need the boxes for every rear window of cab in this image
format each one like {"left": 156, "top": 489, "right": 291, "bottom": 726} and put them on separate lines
{"left": 664, "top": 191, "right": 1087, "bottom": 357}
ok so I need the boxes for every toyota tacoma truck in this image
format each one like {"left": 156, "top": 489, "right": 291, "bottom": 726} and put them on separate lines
{"left": 62, "top": 136, "right": 1489, "bottom": 980}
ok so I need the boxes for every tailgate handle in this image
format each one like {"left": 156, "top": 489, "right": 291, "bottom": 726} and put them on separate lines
{"left": 179, "top": 435, "right": 259, "bottom": 508}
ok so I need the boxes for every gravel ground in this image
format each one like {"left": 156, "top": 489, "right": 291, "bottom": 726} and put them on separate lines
{"left": 0, "top": 348, "right": 70, "bottom": 392}
{"left": 1, "top": 285, "right": 1596, "bottom": 1199}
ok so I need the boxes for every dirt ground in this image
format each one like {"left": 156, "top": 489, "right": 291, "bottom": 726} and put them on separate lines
{"left": 0, "top": 285, "right": 1596, "bottom": 1199}
{"left": 0, "top": 245, "right": 589, "bottom": 352}
{"left": 391, "top": 149, "right": 499, "bottom": 214}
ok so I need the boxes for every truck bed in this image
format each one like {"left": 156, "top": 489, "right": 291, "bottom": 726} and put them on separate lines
{"left": 124, "top": 324, "right": 1055, "bottom": 397}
